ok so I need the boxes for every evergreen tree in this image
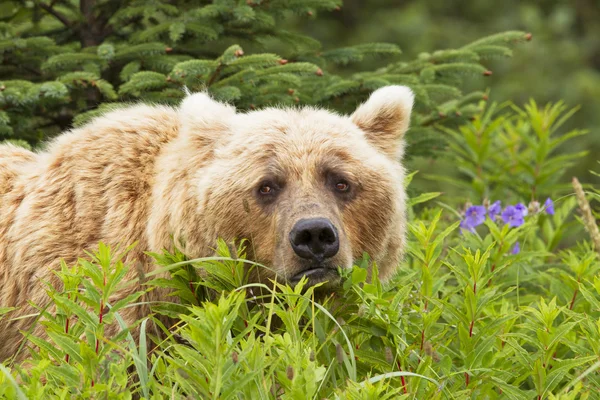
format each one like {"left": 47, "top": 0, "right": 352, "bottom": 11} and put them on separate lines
{"left": 1, "top": 0, "right": 530, "bottom": 155}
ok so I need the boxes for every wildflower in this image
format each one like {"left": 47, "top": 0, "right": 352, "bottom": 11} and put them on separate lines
{"left": 515, "top": 203, "right": 528, "bottom": 217}
{"left": 511, "top": 242, "right": 520, "bottom": 255}
{"left": 460, "top": 218, "right": 475, "bottom": 233}
{"left": 461, "top": 205, "right": 486, "bottom": 232}
{"left": 544, "top": 198, "right": 555, "bottom": 215}
{"left": 501, "top": 206, "right": 525, "bottom": 227}
{"left": 488, "top": 201, "right": 501, "bottom": 220}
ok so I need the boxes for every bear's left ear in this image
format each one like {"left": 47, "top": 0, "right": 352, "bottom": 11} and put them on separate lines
{"left": 179, "top": 91, "right": 236, "bottom": 145}
{"left": 351, "top": 86, "right": 414, "bottom": 160}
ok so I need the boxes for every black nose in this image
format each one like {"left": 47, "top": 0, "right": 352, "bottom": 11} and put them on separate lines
{"left": 289, "top": 218, "right": 340, "bottom": 261}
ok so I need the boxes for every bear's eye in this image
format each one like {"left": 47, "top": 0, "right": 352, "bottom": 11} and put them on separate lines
{"left": 256, "top": 180, "right": 281, "bottom": 200}
{"left": 334, "top": 180, "right": 350, "bottom": 192}
{"left": 259, "top": 185, "right": 273, "bottom": 195}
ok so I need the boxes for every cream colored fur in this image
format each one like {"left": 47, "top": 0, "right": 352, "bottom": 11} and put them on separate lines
{"left": 0, "top": 86, "right": 413, "bottom": 361}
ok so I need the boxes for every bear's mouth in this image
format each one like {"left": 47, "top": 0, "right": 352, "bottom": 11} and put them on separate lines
{"left": 289, "top": 266, "right": 340, "bottom": 287}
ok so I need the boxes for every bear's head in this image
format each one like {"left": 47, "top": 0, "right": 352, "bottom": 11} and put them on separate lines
{"left": 173, "top": 86, "right": 413, "bottom": 287}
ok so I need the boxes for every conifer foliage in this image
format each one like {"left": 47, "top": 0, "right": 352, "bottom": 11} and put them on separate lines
{"left": 1, "top": 1, "right": 529, "bottom": 152}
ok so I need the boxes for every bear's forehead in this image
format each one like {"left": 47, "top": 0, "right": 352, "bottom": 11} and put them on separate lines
{"left": 214, "top": 108, "right": 394, "bottom": 183}
{"left": 221, "top": 133, "right": 362, "bottom": 172}
{"left": 228, "top": 108, "right": 370, "bottom": 159}
{"left": 225, "top": 109, "right": 369, "bottom": 159}
{"left": 234, "top": 107, "right": 362, "bottom": 140}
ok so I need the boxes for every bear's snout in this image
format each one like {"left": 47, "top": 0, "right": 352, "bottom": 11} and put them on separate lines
{"left": 289, "top": 218, "right": 340, "bottom": 262}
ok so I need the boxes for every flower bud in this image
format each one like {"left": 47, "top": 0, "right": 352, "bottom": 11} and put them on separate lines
{"left": 384, "top": 347, "right": 393, "bottom": 364}
{"left": 528, "top": 200, "right": 540, "bottom": 214}
{"left": 336, "top": 344, "right": 344, "bottom": 365}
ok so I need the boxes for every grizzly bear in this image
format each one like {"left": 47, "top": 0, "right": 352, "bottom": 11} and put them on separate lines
{"left": 0, "top": 85, "right": 413, "bottom": 362}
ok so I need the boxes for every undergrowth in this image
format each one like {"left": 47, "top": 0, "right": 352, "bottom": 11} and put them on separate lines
{"left": 1, "top": 102, "right": 599, "bottom": 399}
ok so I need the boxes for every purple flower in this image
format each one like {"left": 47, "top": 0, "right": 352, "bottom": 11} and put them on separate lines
{"left": 511, "top": 242, "right": 520, "bottom": 255}
{"left": 544, "top": 198, "right": 555, "bottom": 215}
{"left": 515, "top": 203, "right": 528, "bottom": 217}
{"left": 460, "top": 218, "right": 476, "bottom": 233}
{"left": 488, "top": 201, "right": 501, "bottom": 220}
{"left": 501, "top": 206, "right": 525, "bottom": 227}
{"left": 461, "top": 205, "right": 486, "bottom": 232}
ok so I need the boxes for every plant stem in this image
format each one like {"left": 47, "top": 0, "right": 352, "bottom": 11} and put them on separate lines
{"left": 470, "top": 278, "right": 476, "bottom": 337}
{"left": 469, "top": 321, "right": 474, "bottom": 337}
{"left": 569, "top": 280, "right": 579, "bottom": 310}
{"left": 488, "top": 239, "right": 505, "bottom": 287}
{"left": 396, "top": 361, "right": 408, "bottom": 394}
{"left": 65, "top": 295, "right": 70, "bottom": 363}
{"left": 420, "top": 299, "right": 428, "bottom": 353}
{"left": 92, "top": 265, "right": 107, "bottom": 388}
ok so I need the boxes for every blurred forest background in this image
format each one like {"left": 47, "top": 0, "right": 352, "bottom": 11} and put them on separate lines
{"left": 293, "top": 0, "right": 600, "bottom": 183}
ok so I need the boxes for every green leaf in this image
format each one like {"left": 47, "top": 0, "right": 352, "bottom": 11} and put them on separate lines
{"left": 544, "top": 356, "right": 597, "bottom": 395}
{"left": 46, "top": 332, "right": 84, "bottom": 363}
{"left": 489, "top": 376, "right": 533, "bottom": 400}
{"left": 0, "top": 364, "right": 27, "bottom": 400}
{"left": 408, "top": 192, "right": 443, "bottom": 206}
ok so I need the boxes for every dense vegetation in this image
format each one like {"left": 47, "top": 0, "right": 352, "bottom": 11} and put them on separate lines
{"left": 1, "top": 0, "right": 599, "bottom": 398}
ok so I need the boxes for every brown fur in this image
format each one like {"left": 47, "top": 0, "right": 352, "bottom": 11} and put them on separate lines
{"left": 0, "top": 86, "right": 414, "bottom": 362}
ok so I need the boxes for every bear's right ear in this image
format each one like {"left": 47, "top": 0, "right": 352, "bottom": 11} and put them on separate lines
{"left": 179, "top": 91, "right": 236, "bottom": 144}
{"left": 351, "top": 86, "right": 414, "bottom": 160}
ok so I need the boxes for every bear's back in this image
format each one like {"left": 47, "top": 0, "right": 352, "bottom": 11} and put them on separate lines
{"left": 0, "top": 104, "right": 185, "bottom": 362}
{"left": 0, "top": 104, "right": 181, "bottom": 309}
{"left": 0, "top": 144, "right": 36, "bottom": 197}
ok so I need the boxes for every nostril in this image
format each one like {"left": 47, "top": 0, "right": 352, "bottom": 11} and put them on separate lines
{"left": 294, "top": 230, "right": 312, "bottom": 246}
{"left": 289, "top": 218, "right": 340, "bottom": 261}
{"left": 319, "top": 228, "right": 336, "bottom": 244}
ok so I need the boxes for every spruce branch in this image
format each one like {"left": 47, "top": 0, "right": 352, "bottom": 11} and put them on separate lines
{"left": 207, "top": 62, "right": 224, "bottom": 87}
{"left": 37, "top": 1, "right": 73, "bottom": 28}
{"left": 4, "top": 62, "right": 42, "bottom": 77}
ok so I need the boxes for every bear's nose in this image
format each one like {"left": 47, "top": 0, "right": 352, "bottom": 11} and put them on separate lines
{"left": 289, "top": 218, "right": 339, "bottom": 262}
